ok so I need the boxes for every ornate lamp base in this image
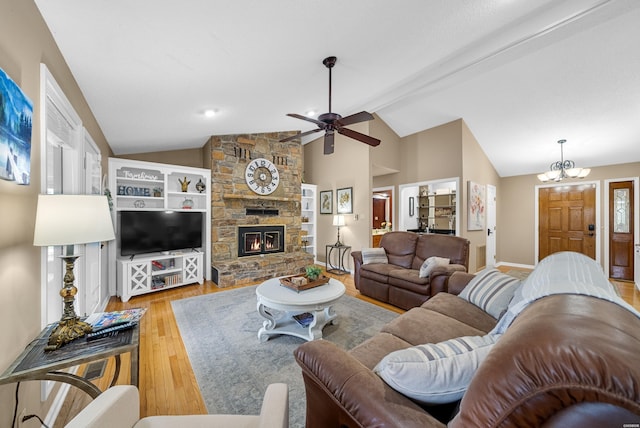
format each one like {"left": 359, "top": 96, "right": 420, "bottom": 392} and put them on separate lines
{"left": 45, "top": 254, "right": 93, "bottom": 351}
{"left": 45, "top": 318, "right": 93, "bottom": 351}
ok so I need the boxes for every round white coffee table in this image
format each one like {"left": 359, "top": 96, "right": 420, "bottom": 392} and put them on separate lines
{"left": 256, "top": 277, "right": 346, "bottom": 342}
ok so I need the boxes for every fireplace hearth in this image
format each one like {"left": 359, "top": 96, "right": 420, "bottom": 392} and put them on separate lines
{"left": 238, "top": 225, "right": 285, "bottom": 257}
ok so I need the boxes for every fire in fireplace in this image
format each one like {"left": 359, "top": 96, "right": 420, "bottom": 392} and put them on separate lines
{"left": 238, "top": 225, "right": 285, "bottom": 257}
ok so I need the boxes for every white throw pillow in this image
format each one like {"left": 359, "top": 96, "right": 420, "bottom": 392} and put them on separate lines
{"left": 459, "top": 268, "right": 521, "bottom": 319}
{"left": 361, "top": 247, "right": 388, "bottom": 265}
{"left": 418, "top": 256, "right": 450, "bottom": 278}
{"left": 374, "top": 334, "right": 501, "bottom": 404}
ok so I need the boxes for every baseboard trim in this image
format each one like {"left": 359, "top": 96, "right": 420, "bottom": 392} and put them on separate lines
{"left": 496, "top": 261, "right": 534, "bottom": 270}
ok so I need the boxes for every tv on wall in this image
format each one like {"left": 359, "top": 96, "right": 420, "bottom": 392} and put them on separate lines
{"left": 119, "top": 211, "right": 203, "bottom": 256}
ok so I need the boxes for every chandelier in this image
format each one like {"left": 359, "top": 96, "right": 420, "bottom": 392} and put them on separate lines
{"left": 537, "top": 139, "right": 590, "bottom": 182}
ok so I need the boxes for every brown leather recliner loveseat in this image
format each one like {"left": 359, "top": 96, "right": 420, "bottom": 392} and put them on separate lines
{"left": 351, "top": 231, "right": 470, "bottom": 310}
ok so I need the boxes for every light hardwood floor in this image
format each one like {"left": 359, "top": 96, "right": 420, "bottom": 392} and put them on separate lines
{"left": 55, "top": 269, "right": 639, "bottom": 426}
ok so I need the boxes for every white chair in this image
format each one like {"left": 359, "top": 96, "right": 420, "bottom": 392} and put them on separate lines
{"left": 65, "top": 383, "right": 289, "bottom": 428}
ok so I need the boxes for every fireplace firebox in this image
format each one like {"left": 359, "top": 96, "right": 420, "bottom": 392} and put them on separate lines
{"left": 238, "top": 225, "right": 285, "bottom": 257}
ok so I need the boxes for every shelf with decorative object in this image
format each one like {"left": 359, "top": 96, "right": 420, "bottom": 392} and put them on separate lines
{"left": 418, "top": 189, "right": 456, "bottom": 232}
{"left": 108, "top": 158, "right": 212, "bottom": 299}
{"left": 301, "top": 184, "right": 317, "bottom": 262}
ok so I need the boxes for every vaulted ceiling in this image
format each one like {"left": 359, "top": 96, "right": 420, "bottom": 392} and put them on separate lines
{"left": 34, "top": 0, "right": 640, "bottom": 177}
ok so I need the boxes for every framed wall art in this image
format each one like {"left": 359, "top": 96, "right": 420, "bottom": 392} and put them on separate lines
{"left": 320, "top": 190, "right": 333, "bottom": 214}
{"left": 337, "top": 187, "right": 353, "bottom": 214}
{"left": 467, "top": 181, "right": 485, "bottom": 231}
{"left": 0, "top": 67, "right": 33, "bottom": 185}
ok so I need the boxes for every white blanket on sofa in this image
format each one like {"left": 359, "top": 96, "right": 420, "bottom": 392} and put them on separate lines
{"left": 491, "top": 251, "right": 640, "bottom": 335}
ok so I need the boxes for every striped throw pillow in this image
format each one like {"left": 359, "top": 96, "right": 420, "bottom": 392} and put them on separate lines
{"left": 459, "top": 268, "right": 521, "bottom": 319}
{"left": 374, "top": 333, "right": 501, "bottom": 404}
{"left": 361, "top": 248, "right": 388, "bottom": 265}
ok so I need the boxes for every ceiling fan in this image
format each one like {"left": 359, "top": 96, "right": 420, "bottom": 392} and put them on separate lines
{"left": 280, "top": 56, "right": 381, "bottom": 154}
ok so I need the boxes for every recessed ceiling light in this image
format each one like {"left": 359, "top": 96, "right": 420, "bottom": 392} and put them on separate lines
{"left": 204, "top": 109, "right": 216, "bottom": 118}
{"left": 306, "top": 111, "right": 316, "bottom": 117}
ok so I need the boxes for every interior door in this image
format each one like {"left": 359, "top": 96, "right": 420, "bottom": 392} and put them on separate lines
{"left": 609, "top": 180, "right": 634, "bottom": 280}
{"left": 539, "top": 184, "right": 596, "bottom": 260}
{"left": 486, "top": 184, "right": 496, "bottom": 267}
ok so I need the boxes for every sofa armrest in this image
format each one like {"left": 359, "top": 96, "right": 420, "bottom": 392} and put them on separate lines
{"left": 65, "top": 385, "right": 139, "bottom": 428}
{"left": 430, "top": 263, "right": 466, "bottom": 277}
{"left": 429, "top": 264, "right": 468, "bottom": 295}
{"left": 350, "top": 251, "right": 363, "bottom": 290}
{"left": 450, "top": 295, "right": 640, "bottom": 427}
{"left": 258, "top": 383, "right": 289, "bottom": 428}
{"left": 446, "top": 271, "right": 476, "bottom": 295}
{"left": 294, "top": 340, "right": 444, "bottom": 428}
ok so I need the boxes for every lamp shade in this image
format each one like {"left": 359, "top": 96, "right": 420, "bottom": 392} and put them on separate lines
{"left": 332, "top": 215, "right": 345, "bottom": 227}
{"left": 33, "top": 194, "right": 115, "bottom": 246}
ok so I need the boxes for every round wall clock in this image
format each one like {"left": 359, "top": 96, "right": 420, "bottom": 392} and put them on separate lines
{"left": 245, "top": 158, "right": 280, "bottom": 195}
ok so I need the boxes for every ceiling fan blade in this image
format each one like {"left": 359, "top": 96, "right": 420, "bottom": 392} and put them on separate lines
{"left": 336, "top": 111, "right": 374, "bottom": 127}
{"left": 279, "top": 128, "right": 323, "bottom": 142}
{"left": 337, "top": 127, "right": 381, "bottom": 147}
{"left": 324, "top": 132, "right": 335, "bottom": 155}
{"left": 286, "top": 113, "right": 326, "bottom": 127}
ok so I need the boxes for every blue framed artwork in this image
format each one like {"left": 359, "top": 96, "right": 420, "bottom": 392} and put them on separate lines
{"left": 0, "top": 67, "right": 33, "bottom": 185}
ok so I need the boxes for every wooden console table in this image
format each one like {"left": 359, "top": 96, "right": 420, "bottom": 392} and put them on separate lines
{"left": 0, "top": 322, "right": 139, "bottom": 398}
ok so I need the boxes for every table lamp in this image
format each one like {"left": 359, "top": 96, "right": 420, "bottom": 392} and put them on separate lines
{"left": 332, "top": 215, "right": 345, "bottom": 246}
{"left": 33, "top": 194, "right": 115, "bottom": 350}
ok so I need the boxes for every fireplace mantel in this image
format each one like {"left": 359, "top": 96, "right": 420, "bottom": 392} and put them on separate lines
{"left": 223, "top": 193, "right": 298, "bottom": 202}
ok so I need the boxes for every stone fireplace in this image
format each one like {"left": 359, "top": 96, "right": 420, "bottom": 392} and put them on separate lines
{"left": 209, "top": 132, "right": 313, "bottom": 287}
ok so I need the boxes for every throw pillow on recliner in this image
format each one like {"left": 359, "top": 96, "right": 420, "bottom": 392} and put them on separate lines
{"left": 374, "top": 333, "right": 501, "bottom": 404}
{"left": 361, "top": 247, "right": 388, "bottom": 264}
{"left": 419, "top": 256, "right": 450, "bottom": 278}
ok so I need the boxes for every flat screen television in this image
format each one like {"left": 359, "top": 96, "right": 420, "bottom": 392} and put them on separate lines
{"left": 119, "top": 211, "right": 203, "bottom": 256}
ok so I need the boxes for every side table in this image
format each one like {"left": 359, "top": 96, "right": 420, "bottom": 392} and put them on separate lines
{"left": 0, "top": 322, "right": 140, "bottom": 398}
{"left": 325, "top": 244, "right": 351, "bottom": 275}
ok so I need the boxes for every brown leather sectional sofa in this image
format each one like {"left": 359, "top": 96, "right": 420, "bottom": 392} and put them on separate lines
{"left": 351, "top": 231, "right": 470, "bottom": 310}
{"left": 294, "top": 266, "right": 640, "bottom": 427}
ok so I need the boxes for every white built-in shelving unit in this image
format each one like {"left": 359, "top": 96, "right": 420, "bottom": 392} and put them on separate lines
{"left": 108, "top": 158, "right": 211, "bottom": 301}
{"left": 301, "top": 183, "right": 317, "bottom": 262}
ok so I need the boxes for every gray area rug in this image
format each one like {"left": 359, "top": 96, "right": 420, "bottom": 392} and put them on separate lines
{"left": 171, "top": 285, "right": 398, "bottom": 428}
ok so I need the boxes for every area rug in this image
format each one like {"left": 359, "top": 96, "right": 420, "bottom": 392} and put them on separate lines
{"left": 171, "top": 285, "right": 398, "bottom": 428}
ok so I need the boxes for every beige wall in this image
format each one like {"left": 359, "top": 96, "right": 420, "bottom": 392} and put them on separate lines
{"left": 370, "top": 113, "right": 401, "bottom": 175}
{"left": 304, "top": 122, "right": 371, "bottom": 266}
{"left": 460, "top": 120, "right": 500, "bottom": 271}
{"left": 117, "top": 147, "right": 207, "bottom": 169}
{"left": 374, "top": 119, "right": 465, "bottom": 239}
{"left": 0, "top": 0, "right": 112, "bottom": 422}
{"left": 499, "top": 161, "right": 640, "bottom": 268}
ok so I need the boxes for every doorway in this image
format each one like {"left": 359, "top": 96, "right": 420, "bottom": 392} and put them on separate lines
{"left": 608, "top": 180, "right": 635, "bottom": 281}
{"left": 486, "top": 184, "right": 496, "bottom": 267}
{"left": 538, "top": 183, "right": 597, "bottom": 262}
{"left": 372, "top": 188, "right": 393, "bottom": 229}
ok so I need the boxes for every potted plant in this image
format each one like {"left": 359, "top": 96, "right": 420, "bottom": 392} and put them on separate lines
{"left": 305, "top": 265, "right": 322, "bottom": 281}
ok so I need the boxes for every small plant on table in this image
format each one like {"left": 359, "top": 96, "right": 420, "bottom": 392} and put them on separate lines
{"left": 305, "top": 265, "right": 323, "bottom": 281}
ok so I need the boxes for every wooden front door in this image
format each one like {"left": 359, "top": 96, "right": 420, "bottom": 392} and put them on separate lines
{"left": 539, "top": 184, "right": 596, "bottom": 261}
{"left": 609, "top": 180, "right": 634, "bottom": 280}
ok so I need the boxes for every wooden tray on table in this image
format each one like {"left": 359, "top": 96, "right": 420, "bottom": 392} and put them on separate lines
{"left": 280, "top": 274, "right": 330, "bottom": 292}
